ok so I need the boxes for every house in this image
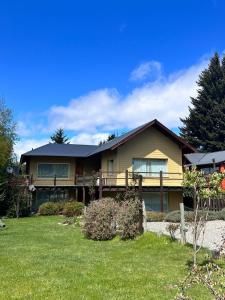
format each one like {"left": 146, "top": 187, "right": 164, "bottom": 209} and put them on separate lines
{"left": 184, "top": 150, "right": 225, "bottom": 174}
{"left": 20, "top": 119, "right": 196, "bottom": 212}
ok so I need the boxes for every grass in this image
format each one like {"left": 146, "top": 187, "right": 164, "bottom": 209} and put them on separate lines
{"left": 0, "top": 216, "right": 217, "bottom": 300}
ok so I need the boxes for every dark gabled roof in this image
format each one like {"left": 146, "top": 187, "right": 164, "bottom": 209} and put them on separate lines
{"left": 184, "top": 150, "right": 225, "bottom": 166}
{"left": 88, "top": 119, "right": 196, "bottom": 156}
{"left": 20, "top": 143, "right": 97, "bottom": 163}
{"left": 20, "top": 119, "right": 196, "bottom": 163}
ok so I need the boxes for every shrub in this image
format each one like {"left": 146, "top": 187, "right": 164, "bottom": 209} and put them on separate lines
{"left": 38, "top": 202, "right": 63, "bottom": 215}
{"left": 62, "top": 201, "right": 84, "bottom": 217}
{"left": 117, "top": 199, "right": 142, "bottom": 240}
{"left": 166, "top": 223, "right": 179, "bottom": 240}
{"left": 83, "top": 198, "right": 119, "bottom": 241}
{"left": 165, "top": 210, "right": 224, "bottom": 223}
{"left": 146, "top": 211, "right": 166, "bottom": 222}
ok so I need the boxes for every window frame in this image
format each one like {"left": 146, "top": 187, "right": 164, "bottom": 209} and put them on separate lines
{"left": 132, "top": 158, "right": 168, "bottom": 177}
{"left": 37, "top": 163, "right": 70, "bottom": 179}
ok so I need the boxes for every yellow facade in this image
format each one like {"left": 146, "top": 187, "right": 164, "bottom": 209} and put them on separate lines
{"left": 101, "top": 127, "right": 183, "bottom": 187}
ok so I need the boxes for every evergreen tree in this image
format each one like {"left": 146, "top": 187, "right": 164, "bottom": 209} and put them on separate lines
{"left": 180, "top": 53, "right": 225, "bottom": 152}
{"left": 50, "top": 128, "right": 70, "bottom": 144}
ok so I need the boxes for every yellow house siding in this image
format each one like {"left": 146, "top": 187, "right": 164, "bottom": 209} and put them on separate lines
{"left": 101, "top": 127, "right": 183, "bottom": 186}
{"left": 168, "top": 191, "right": 183, "bottom": 210}
{"left": 29, "top": 157, "right": 76, "bottom": 186}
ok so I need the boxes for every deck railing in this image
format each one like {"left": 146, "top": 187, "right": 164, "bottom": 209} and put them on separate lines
{"left": 75, "top": 170, "right": 183, "bottom": 187}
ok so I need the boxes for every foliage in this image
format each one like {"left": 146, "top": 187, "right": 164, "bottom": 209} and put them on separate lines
{"left": 0, "top": 100, "right": 18, "bottom": 215}
{"left": 50, "top": 128, "right": 70, "bottom": 144}
{"left": 38, "top": 202, "right": 63, "bottom": 215}
{"left": 99, "top": 133, "right": 116, "bottom": 145}
{"left": 174, "top": 262, "right": 225, "bottom": 300}
{"left": 180, "top": 52, "right": 225, "bottom": 152}
{"left": 4, "top": 174, "right": 32, "bottom": 218}
{"left": 62, "top": 201, "right": 84, "bottom": 217}
{"left": 183, "top": 167, "right": 225, "bottom": 266}
{"left": 166, "top": 223, "right": 179, "bottom": 240}
{"left": 146, "top": 211, "right": 166, "bottom": 222}
{"left": 117, "top": 199, "right": 142, "bottom": 239}
{"left": 83, "top": 198, "right": 119, "bottom": 240}
{"left": 165, "top": 210, "right": 225, "bottom": 223}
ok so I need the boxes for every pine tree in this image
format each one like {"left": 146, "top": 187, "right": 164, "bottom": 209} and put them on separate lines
{"left": 50, "top": 128, "right": 70, "bottom": 144}
{"left": 180, "top": 53, "right": 225, "bottom": 152}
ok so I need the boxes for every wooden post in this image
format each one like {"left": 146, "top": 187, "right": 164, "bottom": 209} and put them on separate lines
{"left": 82, "top": 187, "right": 85, "bottom": 204}
{"left": 99, "top": 169, "right": 103, "bottom": 199}
{"left": 212, "top": 158, "right": 216, "bottom": 171}
{"left": 54, "top": 174, "right": 56, "bottom": 186}
{"left": 75, "top": 188, "right": 78, "bottom": 201}
{"left": 180, "top": 202, "right": 186, "bottom": 244}
{"left": 31, "top": 174, "right": 33, "bottom": 185}
{"left": 125, "top": 170, "right": 128, "bottom": 191}
{"left": 160, "top": 171, "right": 164, "bottom": 212}
{"left": 138, "top": 175, "right": 143, "bottom": 201}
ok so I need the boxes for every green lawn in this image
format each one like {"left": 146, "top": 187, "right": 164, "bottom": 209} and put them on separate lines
{"left": 0, "top": 216, "right": 215, "bottom": 300}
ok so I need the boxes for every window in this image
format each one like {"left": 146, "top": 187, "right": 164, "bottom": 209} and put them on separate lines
{"left": 107, "top": 160, "right": 114, "bottom": 175}
{"left": 143, "top": 192, "right": 168, "bottom": 212}
{"left": 37, "top": 163, "right": 69, "bottom": 178}
{"left": 132, "top": 159, "right": 167, "bottom": 177}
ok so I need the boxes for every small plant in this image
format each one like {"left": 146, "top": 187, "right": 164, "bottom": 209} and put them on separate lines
{"left": 166, "top": 223, "right": 179, "bottom": 240}
{"left": 117, "top": 199, "right": 142, "bottom": 240}
{"left": 83, "top": 198, "right": 119, "bottom": 241}
{"left": 174, "top": 261, "right": 225, "bottom": 300}
{"left": 62, "top": 201, "right": 84, "bottom": 217}
{"left": 38, "top": 202, "right": 63, "bottom": 215}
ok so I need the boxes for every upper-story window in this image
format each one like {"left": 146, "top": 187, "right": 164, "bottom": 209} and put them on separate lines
{"left": 37, "top": 163, "right": 69, "bottom": 179}
{"left": 107, "top": 159, "right": 114, "bottom": 176}
{"left": 132, "top": 158, "right": 167, "bottom": 177}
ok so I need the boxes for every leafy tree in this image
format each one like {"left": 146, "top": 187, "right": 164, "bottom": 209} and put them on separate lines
{"left": 50, "top": 128, "right": 70, "bottom": 144}
{"left": 0, "top": 100, "right": 18, "bottom": 215}
{"left": 0, "top": 100, "right": 17, "bottom": 171}
{"left": 180, "top": 53, "right": 225, "bottom": 152}
{"left": 99, "top": 133, "right": 116, "bottom": 145}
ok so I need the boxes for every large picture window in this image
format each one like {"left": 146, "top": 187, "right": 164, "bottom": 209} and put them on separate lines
{"left": 132, "top": 158, "right": 167, "bottom": 177}
{"left": 37, "top": 163, "right": 69, "bottom": 178}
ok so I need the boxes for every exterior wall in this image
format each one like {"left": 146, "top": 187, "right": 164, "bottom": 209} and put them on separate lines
{"left": 101, "top": 127, "right": 183, "bottom": 186}
{"left": 29, "top": 156, "right": 76, "bottom": 186}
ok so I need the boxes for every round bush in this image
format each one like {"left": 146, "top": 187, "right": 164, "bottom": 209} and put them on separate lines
{"left": 62, "top": 201, "right": 85, "bottom": 217}
{"left": 38, "top": 202, "right": 62, "bottom": 215}
{"left": 83, "top": 198, "right": 119, "bottom": 241}
{"left": 117, "top": 199, "right": 142, "bottom": 240}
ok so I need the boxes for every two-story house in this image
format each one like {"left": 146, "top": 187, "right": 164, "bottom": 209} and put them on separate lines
{"left": 21, "top": 119, "right": 195, "bottom": 212}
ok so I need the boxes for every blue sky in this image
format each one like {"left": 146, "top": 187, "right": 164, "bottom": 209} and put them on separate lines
{"left": 1, "top": 0, "right": 225, "bottom": 156}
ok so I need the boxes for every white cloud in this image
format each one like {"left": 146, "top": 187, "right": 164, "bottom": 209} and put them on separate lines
{"left": 130, "top": 61, "right": 162, "bottom": 81}
{"left": 47, "top": 58, "right": 208, "bottom": 132}
{"left": 70, "top": 132, "right": 110, "bottom": 145}
{"left": 15, "top": 57, "right": 209, "bottom": 158}
{"left": 16, "top": 121, "right": 31, "bottom": 136}
{"left": 14, "top": 138, "right": 49, "bottom": 159}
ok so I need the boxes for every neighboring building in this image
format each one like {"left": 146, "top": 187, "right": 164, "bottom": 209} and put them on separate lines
{"left": 184, "top": 151, "right": 225, "bottom": 174}
{"left": 21, "top": 119, "right": 195, "bottom": 212}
